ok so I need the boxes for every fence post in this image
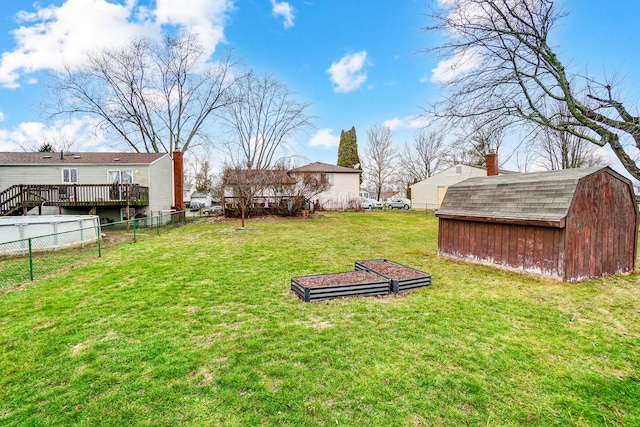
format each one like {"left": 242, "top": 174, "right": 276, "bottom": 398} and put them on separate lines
{"left": 133, "top": 218, "right": 137, "bottom": 243}
{"left": 28, "top": 238, "right": 34, "bottom": 281}
{"left": 97, "top": 222, "right": 102, "bottom": 257}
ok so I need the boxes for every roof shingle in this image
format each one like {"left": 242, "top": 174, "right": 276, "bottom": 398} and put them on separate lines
{"left": 289, "top": 162, "right": 362, "bottom": 174}
{"left": 0, "top": 152, "right": 168, "bottom": 165}
{"left": 436, "top": 167, "right": 609, "bottom": 224}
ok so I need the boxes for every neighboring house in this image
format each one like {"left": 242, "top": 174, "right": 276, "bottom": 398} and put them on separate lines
{"left": 379, "top": 191, "right": 395, "bottom": 203}
{"left": 410, "top": 163, "right": 515, "bottom": 210}
{"left": 222, "top": 168, "right": 297, "bottom": 216}
{"left": 436, "top": 166, "right": 639, "bottom": 282}
{"left": 222, "top": 162, "right": 361, "bottom": 213}
{"left": 0, "top": 152, "right": 173, "bottom": 222}
{"left": 189, "top": 191, "right": 213, "bottom": 208}
{"left": 222, "top": 169, "right": 296, "bottom": 200}
{"left": 183, "top": 182, "right": 196, "bottom": 207}
{"left": 288, "top": 162, "right": 361, "bottom": 210}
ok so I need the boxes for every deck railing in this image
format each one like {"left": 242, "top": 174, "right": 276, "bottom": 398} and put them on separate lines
{"left": 1, "top": 184, "right": 150, "bottom": 215}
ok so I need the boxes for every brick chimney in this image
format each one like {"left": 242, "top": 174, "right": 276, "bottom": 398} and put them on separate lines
{"left": 173, "top": 149, "right": 184, "bottom": 210}
{"left": 486, "top": 151, "right": 498, "bottom": 176}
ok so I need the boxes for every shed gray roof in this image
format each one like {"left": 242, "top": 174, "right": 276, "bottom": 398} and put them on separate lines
{"left": 0, "top": 152, "right": 168, "bottom": 165}
{"left": 436, "top": 166, "right": 612, "bottom": 226}
{"left": 289, "top": 162, "right": 362, "bottom": 174}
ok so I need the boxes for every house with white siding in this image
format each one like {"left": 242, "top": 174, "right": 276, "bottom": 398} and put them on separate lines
{"left": 0, "top": 152, "right": 174, "bottom": 222}
{"left": 410, "top": 164, "right": 515, "bottom": 210}
{"left": 288, "top": 162, "right": 361, "bottom": 210}
{"left": 222, "top": 162, "right": 361, "bottom": 214}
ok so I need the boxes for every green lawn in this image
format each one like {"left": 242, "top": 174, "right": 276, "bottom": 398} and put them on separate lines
{"left": 1, "top": 211, "right": 639, "bottom": 426}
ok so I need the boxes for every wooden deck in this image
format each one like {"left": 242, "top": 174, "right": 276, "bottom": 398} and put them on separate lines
{"left": 1, "top": 184, "right": 149, "bottom": 216}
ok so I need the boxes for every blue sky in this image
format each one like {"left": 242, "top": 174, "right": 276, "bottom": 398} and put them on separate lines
{"left": 0, "top": 0, "right": 639, "bottom": 174}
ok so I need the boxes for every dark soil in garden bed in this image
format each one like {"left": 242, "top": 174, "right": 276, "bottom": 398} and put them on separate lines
{"left": 358, "top": 260, "right": 427, "bottom": 280}
{"left": 294, "top": 271, "right": 384, "bottom": 288}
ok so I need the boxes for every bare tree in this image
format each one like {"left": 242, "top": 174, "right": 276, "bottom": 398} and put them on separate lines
{"left": 222, "top": 70, "right": 316, "bottom": 170}
{"left": 194, "top": 160, "right": 214, "bottom": 193}
{"left": 530, "top": 101, "right": 608, "bottom": 170}
{"left": 363, "top": 124, "right": 398, "bottom": 200}
{"left": 20, "top": 129, "right": 84, "bottom": 153}
{"left": 48, "top": 32, "right": 237, "bottom": 155}
{"left": 222, "top": 167, "right": 275, "bottom": 227}
{"left": 534, "top": 127, "right": 608, "bottom": 170}
{"left": 514, "top": 143, "right": 537, "bottom": 173}
{"left": 445, "top": 119, "right": 506, "bottom": 167}
{"left": 399, "top": 129, "right": 446, "bottom": 182}
{"left": 425, "top": 0, "right": 640, "bottom": 180}
{"left": 221, "top": 70, "right": 315, "bottom": 226}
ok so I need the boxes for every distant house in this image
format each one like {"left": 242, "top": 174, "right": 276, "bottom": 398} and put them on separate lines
{"left": 436, "top": 166, "right": 639, "bottom": 282}
{"left": 222, "top": 168, "right": 296, "bottom": 198}
{"left": 222, "top": 168, "right": 297, "bottom": 216}
{"left": 189, "top": 191, "right": 213, "bottom": 208}
{"left": 0, "top": 152, "right": 174, "bottom": 222}
{"left": 183, "top": 183, "right": 196, "bottom": 207}
{"left": 410, "top": 163, "right": 514, "bottom": 210}
{"left": 378, "top": 191, "right": 396, "bottom": 203}
{"left": 222, "top": 162, "right": 361, "bottom": 214}
{"left": 288, "top": 162, "right": 361, "bottom": 210}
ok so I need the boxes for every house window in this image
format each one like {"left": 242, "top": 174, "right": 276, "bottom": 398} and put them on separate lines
{"left": 456, "top": 166, "right": 462, "bottom": 175}
{"left": 62, "top": 168, "right": 78, "bottom": 183}
{"left": 108, "top": 170, "right": 134, "bottom": 184}
{"left": 321, "top": 173, "right": 334, "bottom": 184}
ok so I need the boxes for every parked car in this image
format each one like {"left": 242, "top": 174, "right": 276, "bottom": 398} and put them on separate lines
{"left": 361, "top": 198, "right": 383, "bottom": 210}
{"left": 204, "top": 205, "right": 223, "bottom": 215}
{"left": 386, "top": 198, "right": 411, "bottom": 210}
{"left": 190, "top": 202, "right": 205, "bottom": 211}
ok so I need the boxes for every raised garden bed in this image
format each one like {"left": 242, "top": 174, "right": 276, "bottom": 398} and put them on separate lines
{"left": 291, "top": 271, "right": 390, "bottom": 302}
{"left": 355, "top": 259, "right": 431, "bottom": 294}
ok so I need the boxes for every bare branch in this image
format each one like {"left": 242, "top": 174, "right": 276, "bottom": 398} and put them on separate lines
{"left": 221, "top": 70, "right": 316, "bottom": 170}
{"left": 45, "top": 32, "right": 238, "bottom": 156}
{"left": 363, "top": 123, "right": 398, "bottom": 200}
{"left": 424, "top": 0, "right": 640, "bottom": 179}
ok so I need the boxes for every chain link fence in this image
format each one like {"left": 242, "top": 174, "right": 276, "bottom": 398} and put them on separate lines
{"left": 0, "top": 211, "right": 190, "bottom": 292}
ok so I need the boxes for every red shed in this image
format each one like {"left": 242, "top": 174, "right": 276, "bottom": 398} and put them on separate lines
{"left": 436, "top": 167, "right": 639, "bottom": 282}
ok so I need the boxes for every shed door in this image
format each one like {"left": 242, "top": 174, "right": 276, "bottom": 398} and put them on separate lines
{"left": 437, "top": 186, "right": 447, "bottom": 208}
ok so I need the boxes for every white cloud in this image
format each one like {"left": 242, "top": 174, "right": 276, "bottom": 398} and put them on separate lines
{"left": 0, "top": 111, "right": 4, "bottom": 123}
{"left": 0, "top": 117, "right": 111, "bottom": 152}
{"left": 431, "top": 0, "right": 524, "bottom": 84}
{"left": 308, "top": 128, "right": 339, "bottom": 148}
{"left": 383, "top": 115, "right": 431, "bottom": 131}
{"left": 155, "top": 0, "right": 232, "bottom": 47}
{"left": 271, "top": 0, "right": 294, "bottom": 29}
{"left": 326, "top": 51, "right": 368, "bottom": 93}
{"left": 0, "top": 0, "right": 232, "bottom": 88}
{"left": 431, "top": 47, "right": 482, "bottom": 84}
{"left": 383, "top": 117, "right": 406, "bottom": 131}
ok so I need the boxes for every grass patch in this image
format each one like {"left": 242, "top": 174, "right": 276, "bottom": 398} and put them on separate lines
{"left": 1, "top": 211, "right": 639, "bottom": 426}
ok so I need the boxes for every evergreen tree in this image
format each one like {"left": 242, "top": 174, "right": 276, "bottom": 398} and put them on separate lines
{"left": 336, "top": 126, "right": 361, "bottom": 170}
{"left": 38, "top": 143, "right": 54, "bottom": 152}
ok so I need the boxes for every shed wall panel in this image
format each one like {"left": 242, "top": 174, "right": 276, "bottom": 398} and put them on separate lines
{"left": 438, "top": 218, "right": 564, "bottom": 278}
{"left": 565, "top": 171, "right": 638, "bottom": 281}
